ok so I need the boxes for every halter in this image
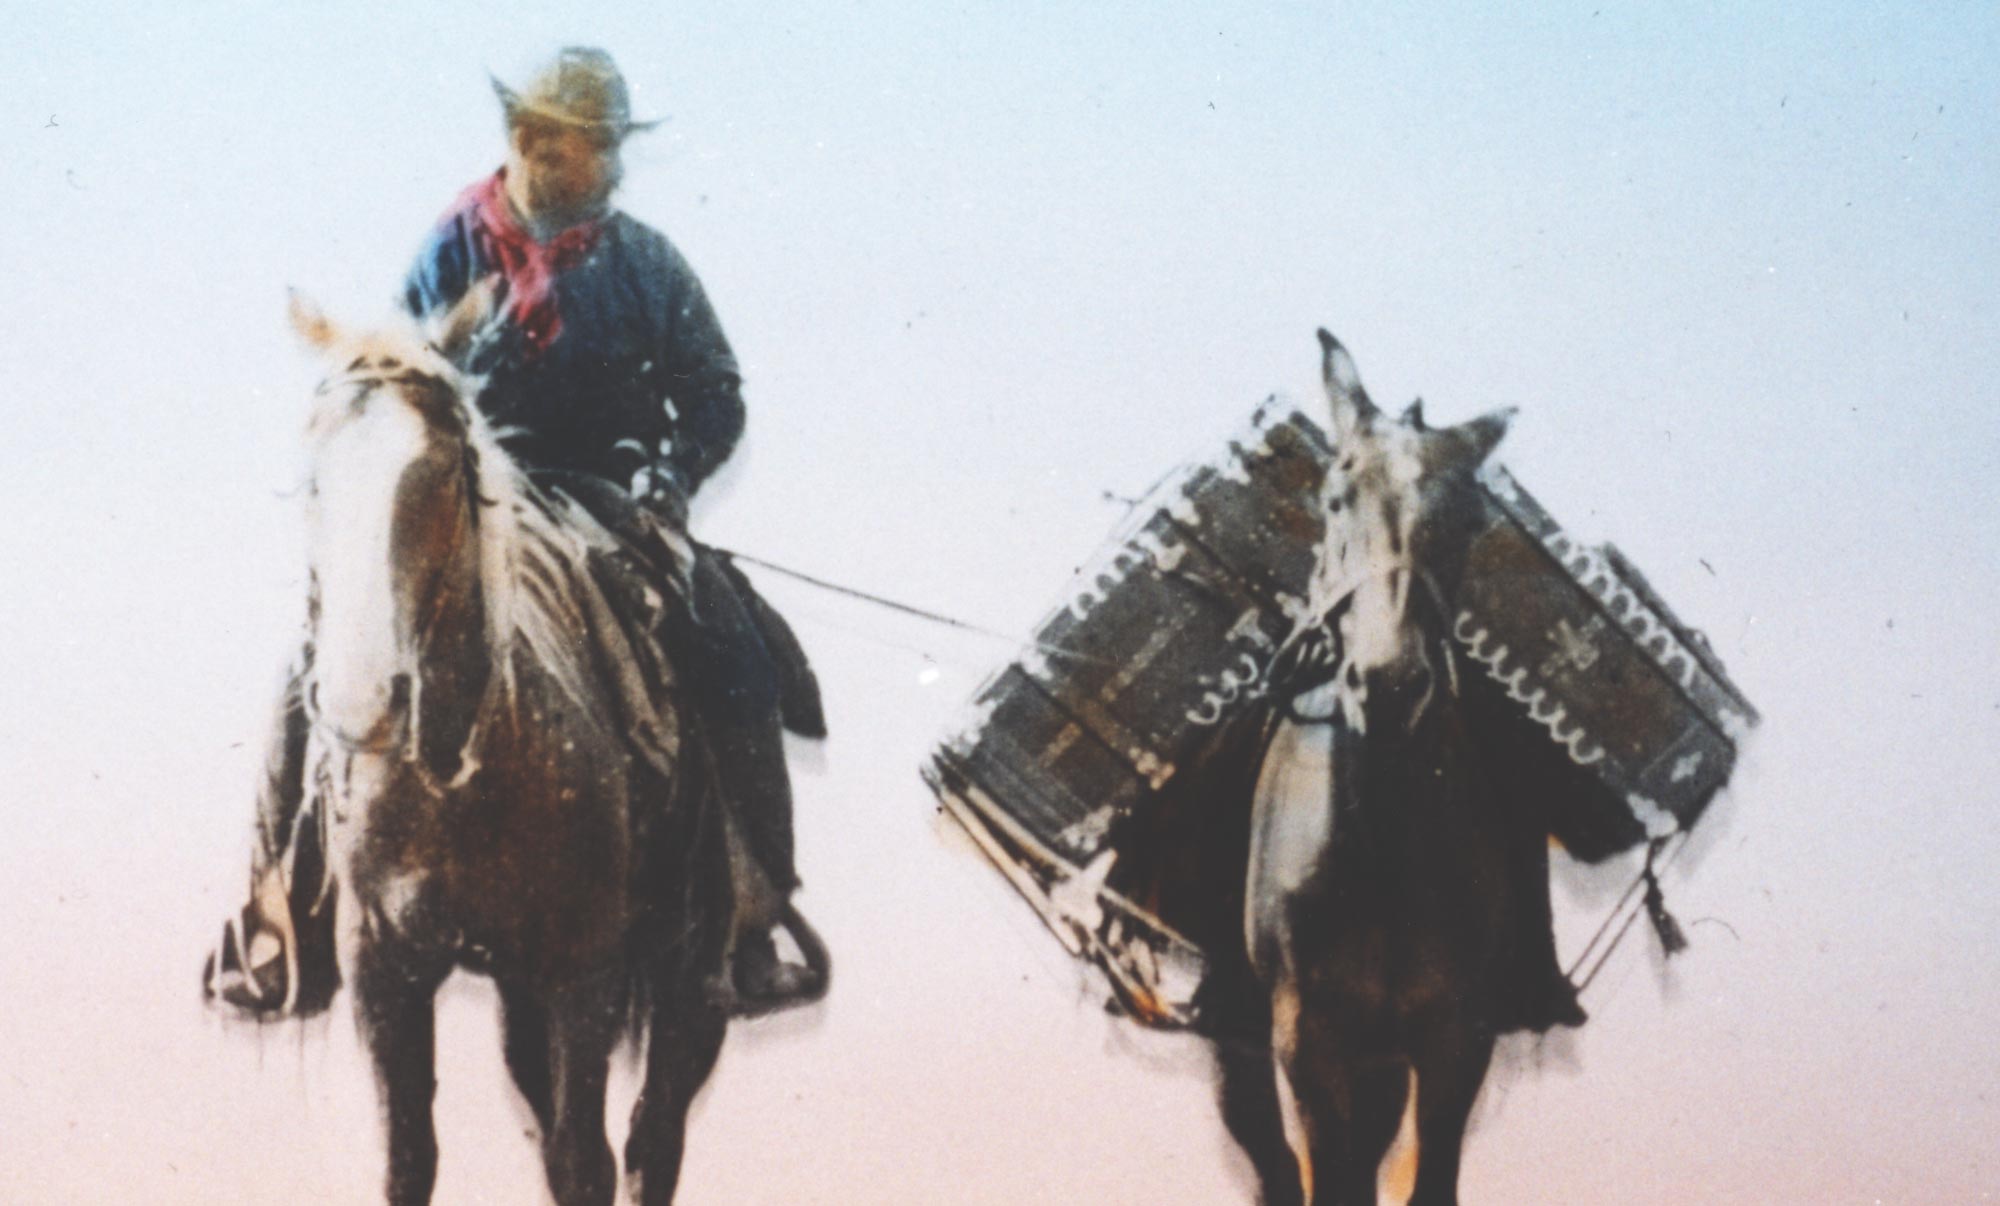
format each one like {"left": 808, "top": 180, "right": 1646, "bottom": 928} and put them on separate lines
{"left": 1269, "top": 552, "right": 1461, "bottom": 733}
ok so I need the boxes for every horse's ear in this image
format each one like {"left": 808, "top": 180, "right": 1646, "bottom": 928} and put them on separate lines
{"left": 1318, "top": 328, "right": 1378, "bottom": 440}
{"left": 428, "top": 275, "right": 502, "bottom": 367}
{"left": 1401, "top": 397, "right": 1427, "bottom": 430}
{"left": 287, "top": 289, "right": 338, "bottom": 352}
{"left": 1431, "top": 406, "right": 1516, "bottom": 472}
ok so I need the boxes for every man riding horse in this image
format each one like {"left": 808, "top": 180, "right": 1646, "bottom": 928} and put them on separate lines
{"left": 208, "top": 46, "right": 827, "bottom": 1017}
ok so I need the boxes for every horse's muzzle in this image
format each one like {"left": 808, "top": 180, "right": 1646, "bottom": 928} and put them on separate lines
{"left": 309, "top": 673, "right": 412, "bottom": 755}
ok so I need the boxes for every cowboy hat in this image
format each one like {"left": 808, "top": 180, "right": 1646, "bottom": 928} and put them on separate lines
{"left": 491, "top": 47, "right": 663, "bottom": 139}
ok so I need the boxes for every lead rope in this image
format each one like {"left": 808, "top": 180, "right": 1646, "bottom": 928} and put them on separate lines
{"left": 719, "top": 547, "right": 1119, "bottom": 669}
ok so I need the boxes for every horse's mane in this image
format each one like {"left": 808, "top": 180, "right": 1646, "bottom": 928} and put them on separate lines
{"left": 468, "top": 408, "right": 628, "bottom": 717}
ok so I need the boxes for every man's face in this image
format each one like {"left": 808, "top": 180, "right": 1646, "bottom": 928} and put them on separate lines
{"left": 508, "top": 117, "right": 623, "bottom": 221}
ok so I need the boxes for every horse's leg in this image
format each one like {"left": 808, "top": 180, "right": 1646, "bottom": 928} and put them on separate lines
{"left": 1200, "top": 972, "right": 1302, "bottom": 1206}
{"left": 540, "top": 977, "right": 623, "bottom": 1206}
{"left": 1221, "top": 1038, "right": 1305, "bottom": 1206}
{"left": 1274, "top": 1043, "right": 1346, "bottom": 1206}
{"left": 353, "top": 944, "right": 447, "bottom": 1206}
{"left": 498, "top": 979, "right": 554, "bottom": 1136}
{"left": 625, "top": 989, "right": 728, "bottom": 1206}
{"left": 1346, "top": 1059, "right": 1411, "bottom": 1206}
{"left": 1268, "top": 981, "right": 1345, "bottom": 1206}
{"left": 1405, "top": 1021, "right": 1496, "bottom": 1206}
{"left": 1282, "top": 1012, "right": 1410, "bottom": 1206}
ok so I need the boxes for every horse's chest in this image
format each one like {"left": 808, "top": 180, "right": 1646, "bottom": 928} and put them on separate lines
{"left": 311, "top": 753, "right": 437, "bottom": 918}
{"left": 313, "top": 733, "right": 634, "bottom": 969}
{"left": 1247, "top": 716, "right": 1338, "bottom": 903}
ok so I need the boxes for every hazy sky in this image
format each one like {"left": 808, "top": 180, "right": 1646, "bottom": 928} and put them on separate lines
{"left": 3, "top": 3, "right": 1996, "bottom": 1202}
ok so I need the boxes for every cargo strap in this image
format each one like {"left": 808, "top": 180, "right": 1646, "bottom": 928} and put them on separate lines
{"left": 1570, "top": 832, "right": 1692, "bottom": 993}
{"left": 1640, "top": 837, "right": 1690, "bottom": 955}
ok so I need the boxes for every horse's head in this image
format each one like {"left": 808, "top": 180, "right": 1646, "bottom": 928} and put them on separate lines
{"left": 1309, "top": 329, "right": 1512, "bottom": 722}
{"left": 291, "top": 285, "right": 498, "bottom": 749}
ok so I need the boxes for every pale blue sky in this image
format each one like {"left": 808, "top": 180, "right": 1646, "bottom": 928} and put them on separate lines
{"left": 2, "top": 3, "right": 1996, "bottom": 1201}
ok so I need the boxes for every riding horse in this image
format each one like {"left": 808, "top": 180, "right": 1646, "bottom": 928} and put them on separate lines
{"left": 288, "top": 285, "right": 734, "bottom": 1205}
{"left": 1227, "top": 331, "right": 1538, "bottom": 1205}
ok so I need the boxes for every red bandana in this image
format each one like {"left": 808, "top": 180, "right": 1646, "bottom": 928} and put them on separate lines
{"left": 455, "top": 170, "right": 604, "bottom": 357}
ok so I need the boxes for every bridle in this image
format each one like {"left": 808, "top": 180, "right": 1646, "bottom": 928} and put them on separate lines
{"left": 1269, "top": 533, "right": 1462, "bottom": 734}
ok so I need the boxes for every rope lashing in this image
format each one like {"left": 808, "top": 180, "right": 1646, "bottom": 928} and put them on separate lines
{"left": 1641, "top": 835, "right": 1690, "bottom": 956}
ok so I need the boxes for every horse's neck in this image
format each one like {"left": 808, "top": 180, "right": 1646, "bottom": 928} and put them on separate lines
{"left": 417, "top": 569, "right": 487, "bottom": 690}
{"left": 410, "top": 498, "right": 494, "bottom": 775}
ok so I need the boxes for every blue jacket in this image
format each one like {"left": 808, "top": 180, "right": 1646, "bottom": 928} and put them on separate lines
{"left": 402, "top": 192, "right": 745, "bottom": 491}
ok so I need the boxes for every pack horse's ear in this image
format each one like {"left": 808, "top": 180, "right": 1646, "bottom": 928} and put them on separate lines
{"left": 1317, "top": 327, "right": 1379, "bottom": 443}
{"left": 1428, "top": 407, "right": 1517, "bottom": 473}
{"left": 428, "top": 275, "right": 504, "bottom": 367}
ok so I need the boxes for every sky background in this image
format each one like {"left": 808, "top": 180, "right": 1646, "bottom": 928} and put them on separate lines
{"left": 2, "top": 2, "right": 1996, "bottom": 1202}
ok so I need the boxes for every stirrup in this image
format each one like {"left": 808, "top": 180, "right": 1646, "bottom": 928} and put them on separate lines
{"left": 729, "top": 906, "right": 830, "bottom": 1018}
{"left": 203, "top": 915, "right": 292, "bottom": 1017}
{"left": 202, "top": 868, "right": 300, "bottom": 1016}
{"left": 201, "top": 868, "right": 341, "bottom": 1019}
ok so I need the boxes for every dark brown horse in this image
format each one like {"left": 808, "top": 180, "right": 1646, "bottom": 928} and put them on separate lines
{"left": 1227, "top": 331, "right": 1541, "bottom": 1205}
{"left": 287, "top": 288, "right": 733, "bottom": 1205}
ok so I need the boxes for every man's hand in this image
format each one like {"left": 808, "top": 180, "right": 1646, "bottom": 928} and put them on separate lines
{"left": 632, "top": 461, "right": 692, "bottom": 532}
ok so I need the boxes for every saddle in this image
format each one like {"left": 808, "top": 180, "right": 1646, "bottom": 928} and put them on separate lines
{"left": 538, "top": 470, "right": 825, "bottom": 743}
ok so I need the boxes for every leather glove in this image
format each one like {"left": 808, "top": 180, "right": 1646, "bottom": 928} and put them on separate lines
{"left": 631, "top": 461, "right": 692, "bottom": 532}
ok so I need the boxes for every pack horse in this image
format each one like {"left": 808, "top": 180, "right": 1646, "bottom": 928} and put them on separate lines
{"left": 926, "top": 329, "right": 1756, "bottom": 1206}
{"left": 1238, "top": 333, "right": 1536, "bottom": 1205}
{"left": 259, "top": 289, "right": 734, "bottom": 1205}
